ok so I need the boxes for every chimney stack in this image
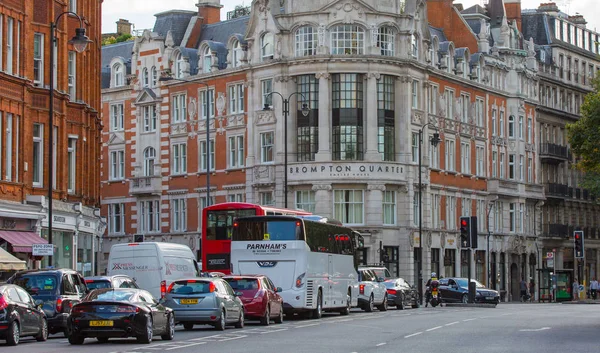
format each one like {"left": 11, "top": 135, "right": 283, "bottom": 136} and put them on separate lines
{"left": 537, "top": 2, "right": 560, "bottom": 16}
{"left": 568, "top": 15, "right": 587, "bottom": 28}
{"left": 196, "top": 0, "right": 223, "bottom": 25}
{"left": 116, "top": 19, "right": 132, "bottom": 36}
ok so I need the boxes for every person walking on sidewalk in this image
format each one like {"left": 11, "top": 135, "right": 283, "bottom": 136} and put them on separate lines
{"left": 590, "top": 278, "right": 598, "bottom": 300}
{"left": 572, "top": 278, "right": 580, "bottom": 301}
{"left": 520, "top": 278, "right": 529, "bottom": 302}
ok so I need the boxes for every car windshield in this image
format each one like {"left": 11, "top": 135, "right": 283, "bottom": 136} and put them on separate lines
{"left": 12, "top": 274, "right": 58, "bottom": 295}
{"left": 169, "top": 280, "right": 214, "bottom": 294}
{"left": 371, "top": 268, "right": 392, "bottom": 279}
{"left": 87, "top": 289, "right": 136, "bottom": 302}
{"left": 85, "top": 280, "right": 111, "bottom": 290}
{"left": 225, "top": 278, "right": 259, "bottom": 291}
{"left": 455, "top": 279, "right": 486, "bottom": 288}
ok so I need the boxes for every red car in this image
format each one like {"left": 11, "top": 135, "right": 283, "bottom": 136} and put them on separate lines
{"left": 223, "top": 275, "right": 284, "bottom": 325}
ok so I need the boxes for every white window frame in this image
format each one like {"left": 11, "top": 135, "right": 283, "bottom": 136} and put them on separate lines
{"left": 508, "top": 154, "right": 515, "bottom": 180}
{"left": 143, "top": 147, "right": 156, "bottom": 176}
{"left": 260, "top": 131, "right": 274, "bottom": 164}
{"left": 527, "top": 118, "right": 532, "bottom": 143}
{"left": 508, "top": 115, "right": 515, "bottom": 139}
{"left": 0, "top": 15, "right": 3, "bottom": 70}
{"left": 200, "top": 139, "right": 215, "bottom": 172}
{"left": 203, "top": 46, "right": 212, "bottom": 73}
{"left": 142, "top": 67, "right": 149, "bottom": 87}
{"left": 172, "top": 94, "right": 187, "bottom": 123}
{"left": 113, "top": 63, "right": 124, "bottom": 87}
{"left": 518, "top": 116, "right": 524, "bottom": 140}
{"left": 140, "top": 200, "right": 160, "bottom": 233}
{"left": 491, "top": 109, "right": 497, "bottom": 136}
{"left": 68, "top": 51, "right": 76, "bottom": 100}
{"left": 476, "top": 98, "right": 484, "bottom": 127}
{"left": 6, "top": 17, "right": 13, "bottom": 74}
{"left": 32, "top": 123, "right": 43, "bottom": 187}
{"left": 172, "top": 198, "right": 187, "bottom": 232}
{"left": 295, "top": 190, "right": 316, "bottom": 213}
{"left": 432, "top": 194, "right": 440, "bottom": 229}
{"left": 461, "top": 141, "right": 470, "bottom": 175}
{"left": 110, "top": 150, "right": 125, "bottom": 180}
{"left": 261, "top": 32, "right": 274, "bottom": 61}
{"left": 228, "top": 135, "right": 244, "bottom": 168}
{"left": 509, "top": 203, "right": 516, "bottom": 232}
{"left": 460, "top": 94, "right": 469, "bottom": 123}
{"left": 412, "top": 80, "right": 419, "bottom": 109}
{"left": 295, "top": 26, "right": 317, "bottom": 57}
{"left": 445, "top": 139, "right": 455, "bottom": 171}
{"left": 383, "top": 190, "right": 396, "bottom": 225}
{"left": 476, "top": 146, "right": 484, "bottom": 177}
{"left": 411, "top": 33, "right": 419, "bottom": 58}
{"left": 413, "top": 191, "right": 420, "bottom": 226}
{"left": 378, "top": 26, "right": 395, "bottom": 56}
{"left": 330, "top": 25, "right": 365, "bottom": 55}
{"left": 428, "top": 84, "right": 438, "bottom": 114}
{"left": 67, "top": 137, "right": 76, "bottom": 193}
{"left": 411, "top": 132, "right": 419, "bottom": 163}
{"left": 200, "top": 89, "right": 215, "bottom": 119}
{"left": 499, "top": 111, "right": 505, "bottom": 137}
{"left": 142, "top": 105, "right": 157, "bottom": 132}
{"left": 175, "top": 52, "right": 184, "bottom": 79}
{"left": 259, "top": 191, "right": 274, "bottom": 206}
{"left": 446, "top": 196, "right": 456, "bottom": 230}
{"left": 333, "top": 189, "right": 364, "bottom": 225}
{"left": 4, "top": 114, "right": 11, "bottom": 181}
{"left": 171, "top": 143, "right": 187, "bottom": 175}
{"left": 232, "top": 40, "right": 243, "bottom": 67}
{"left": 500, "top": 152, "right": 505, "bottom": 179}
{"left": 108, "top": 203, "right": 125, "bottom": 235}
{"left": 492, "top": 151, "right": 497, "bottom": 178}
{"left": 430, "top": 135, "right": 440, "bottom": 169}
{"left": 110, "top": 103, "right": 124, "bottom": 131}
{"left": 33, "top": 33, "right": 44, "bottom": 85}
{"left": 261, "top": 79, "right": 273, "bottom": 108}
{"left": 527, "top": 157, "right": 533, "bottom": 183}
{"left": 445, "top": 89, "right": 454, "bottom": 119}
{"left": 519, "top": 155, "right": 524, "bottom": 181}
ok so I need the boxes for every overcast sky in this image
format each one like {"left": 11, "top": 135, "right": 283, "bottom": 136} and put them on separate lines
{"left": 101, "top": 0, "right": 599, "bottom": 34}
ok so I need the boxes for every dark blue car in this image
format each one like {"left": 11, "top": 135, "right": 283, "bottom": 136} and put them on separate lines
{"left": 438, "top": 277, "right": 500, "bottom": 305}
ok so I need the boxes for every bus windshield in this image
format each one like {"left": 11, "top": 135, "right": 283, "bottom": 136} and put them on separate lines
{"left": 233, "top": 219, "right": 303, "bottom": 241}
{"left": 206, "top": 209, "right": 257, "bottom": 240}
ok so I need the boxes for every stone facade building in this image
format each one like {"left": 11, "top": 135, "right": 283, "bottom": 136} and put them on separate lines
{"left": 0, "top": 0, "right": 104, "bottom": 276}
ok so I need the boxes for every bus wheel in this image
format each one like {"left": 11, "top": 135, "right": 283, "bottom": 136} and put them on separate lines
{"left": 311, "top": 290, "right": 323, "bottom": 320}
{"left": 340, "top": 290, "right": 351, "bottom": 316}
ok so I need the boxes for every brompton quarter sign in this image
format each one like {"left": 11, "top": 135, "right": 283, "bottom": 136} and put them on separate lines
{"left": 288, "top": 162, "right": 405, "bottom": 182}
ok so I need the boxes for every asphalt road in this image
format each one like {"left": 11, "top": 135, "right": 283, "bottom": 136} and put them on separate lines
{"left": 5, "top": 303, "right": 599, "bottom": 353}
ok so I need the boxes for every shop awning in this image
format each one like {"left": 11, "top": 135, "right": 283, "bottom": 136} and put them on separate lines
{"left": 0, "top": 230, "right": 48, "bottom": 253}
{"left": 0, "top": 247, "right": 26, "bottom": 270}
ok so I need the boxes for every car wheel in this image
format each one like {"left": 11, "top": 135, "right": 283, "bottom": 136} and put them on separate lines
{"left": 365, "top": 294, "right": 374, "bottom": 312}
{"left": 183, "top": 323, "right": 194, "bottom": 331}
{"left": 260, "top": 306, "right": 270, "bottom": 326}
{"left": 235, "top": 311, "right": 244, "bottom": 329}
{"left": 311, "top": 290, "right": 323, "bottom": 319}
{"left": 340, "top": 291, "right": 351, "bottom": 316}
{"left": 137, "top": 316, "right": 153, "bottom": 344}
{"left": 97, "top": 337, "right": 109, "bottom": 343}
{"left": 274, "top": 304, "right": 284, "bottom": 324}
{"left": 411, "top": 299, "right": 420, "bottom": 309}
{"left": 215, "top": 310, "right": 226, "bottom": 331}
{"left": 36, "top": 319, "right": 48, "bottom": 342}
{"left": 462, "top": 294, "right": 469, "bottom": 304}
{"left": 6, "top": 321, "right": 20, "bottom": 346}
{"left": 377, "top": 295, "right": 388, "bottom": 311}
{"left": 397, "top": 295, "right": 405, "bottom": 310}
{"left": 161, "top": 314, "right": 175, "bottom": 340}
{"left": 68, "top": 333, "right": 85, "bottom": 345}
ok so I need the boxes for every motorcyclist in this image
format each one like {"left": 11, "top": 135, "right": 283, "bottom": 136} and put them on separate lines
{"left": 425, "top": 272, "right": 439, "bottom": 307}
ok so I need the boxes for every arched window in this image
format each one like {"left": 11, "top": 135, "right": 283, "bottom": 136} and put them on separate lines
{"left": 331, "top": 25, "right": 365, "bottom": 55}
{"left": 203, "top": 46, "right": 212, "bottom": 73}
{"left": 377, "top": 26, "right": 395, "bottom": 56}
{"left": 144, "top": 147, "right": 156, "bottom": 176}
{"left": 151, "top": 66, "right": 157, "bottom": 87}
{"left": 175, "top": 52, "right": 184, "bottom": 78}
{"left": 142, "top": 67, "right": 149, "bottom": 87}
{"left": 112, "top": 63, "right": 124, "bottom": 87}
{"left": 411, "top": 34, "right": 419, "bottom": 59}
{"left": 295, "top": 26, "right": 317, "bottom": 57}
{"left": 261, "top": 32, "right": 274, "bottom": 61}
{"left": 232, "top": 40, "right": 243, "bottom": 67}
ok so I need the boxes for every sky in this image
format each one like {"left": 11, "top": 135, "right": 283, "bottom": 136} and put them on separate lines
{"left": 101, "top": 0, "right": 600, "bottom": 35}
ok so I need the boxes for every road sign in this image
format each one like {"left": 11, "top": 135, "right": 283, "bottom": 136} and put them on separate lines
{"left": 546, "top": 252, "right": 554, "bottom": 259}
{"left": 32, "top": 244, "right": 54, "bottom": 256}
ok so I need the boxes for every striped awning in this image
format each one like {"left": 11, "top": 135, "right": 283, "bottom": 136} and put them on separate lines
{"left": 0, "top": 230, "right": 47, "bottom": 253}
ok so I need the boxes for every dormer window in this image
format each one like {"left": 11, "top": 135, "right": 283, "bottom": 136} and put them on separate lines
{"left": 377, "top": 27, "right": 395, "bottom": 56}
{"left": 295, "top": 26, "right": 317, "bottom": 57}
{"left": 175, "top": 52, "right": 184, "bottom": 79}
{"left": 411, "top": 34, "right": 418, "bottom": 59}
{"left": 203, "top": 46, "right": 212, "bottom": 73}
{"left": 232, "top": 40, "right": 243, "bottom": 67}
{"left": 331, "top": 25, "right": 365, "bottom": 55}
{"left": 112, "top": 63, "right": 124, "bottom": 87}
{"left": 142, "top": 67, "right": 149, "bottom": 88}
{"left": 261, "top": 32, "right": 274, "bottom": 61}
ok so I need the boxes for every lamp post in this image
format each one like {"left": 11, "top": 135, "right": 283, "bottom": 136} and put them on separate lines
{"left": 418, "top": 124, "right": 441, "bottom": 305}
{"left": 48, "top": 12, "right": 91, "bottom": 267}
{"left": 263, "top": 92, "right": 309, "bottom": 208}
{"left": 487, "top": 202, "right": 495, "bottom": 288}
{"left": 159, "top": 75, "right": 212, "bottom": 206}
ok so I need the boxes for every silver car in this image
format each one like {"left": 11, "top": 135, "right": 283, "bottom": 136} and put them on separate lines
{"left": 162, "top": 278, "right": 244, "bottom": 331}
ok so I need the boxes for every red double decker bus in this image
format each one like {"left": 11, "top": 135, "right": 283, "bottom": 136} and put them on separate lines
{"left": 201, "top": 202, "right": 311, "bottom": 274}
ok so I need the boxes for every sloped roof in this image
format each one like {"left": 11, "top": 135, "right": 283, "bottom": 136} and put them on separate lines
{"left": 101, "top": 41, "right": 134, "bottom": 89}
{"left": 429, "top": 26, "right": 448, "bottom": 42}
{"left": 199, "top": 15, "right": 250, "bottom": 47}
{"left": 153, "top": 10, "right": 197, "bottom": 46}
{"left": 521, "top": 12, "right": 551, "bottom": 46}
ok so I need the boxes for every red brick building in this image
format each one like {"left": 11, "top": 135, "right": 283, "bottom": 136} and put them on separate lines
{"left": 0, "top": 0, "right": 104, "bottom": 275}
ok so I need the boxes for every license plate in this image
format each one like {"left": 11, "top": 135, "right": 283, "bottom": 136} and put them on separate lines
{"left": 90, "top": 320, "right": 113, "bottom": 327}
{"left": 486, "top": 296, "right": 493, "bottom": 300}
{"left": 432, "top": 290, "right": 438, "bottom": 296}
{"left": 180, "top": 299, "right": 198, "bottom": 305}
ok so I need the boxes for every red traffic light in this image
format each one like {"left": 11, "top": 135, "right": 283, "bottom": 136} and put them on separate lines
{"left": 461, "top": 219, "right": 468, "bottom": 227}
{"left": 575, "top": 234, "right": 580, "bottom": 239}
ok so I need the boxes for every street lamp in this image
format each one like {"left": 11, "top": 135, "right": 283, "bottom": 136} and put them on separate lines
{"left": 418, "top": 124, "right": 441, "bottom": 304}
{"left": 263, "top": 92, "right": 310, "bottom": 208}
{"left": 48, "top": 12, "right": 92, "bottom": 267}
{"left": 158, "top": 75, "right": 212, "bottom": 207}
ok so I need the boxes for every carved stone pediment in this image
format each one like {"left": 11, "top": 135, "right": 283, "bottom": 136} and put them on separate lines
{"left": 255, "top": 110, "right": 276, "bottom": 125}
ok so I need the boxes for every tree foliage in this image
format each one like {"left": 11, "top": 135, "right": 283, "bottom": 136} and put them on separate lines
{"left": 102, "top": 33, "right": 133, "bottom": 46}
{"left": 566, "top": 76, "right": 600, "bottom": 195}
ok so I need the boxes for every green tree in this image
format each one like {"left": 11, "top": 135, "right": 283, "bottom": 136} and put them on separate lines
{"left": 566, "top": 77, "right": 600, "bottom": 195}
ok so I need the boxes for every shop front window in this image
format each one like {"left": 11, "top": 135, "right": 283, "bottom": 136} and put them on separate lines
{"left": 77, "top": 233, "right": 93, "bottom": 277}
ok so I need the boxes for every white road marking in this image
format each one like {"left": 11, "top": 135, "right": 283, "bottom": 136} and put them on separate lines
{"left": 190, "top": 334, "right": 223, "bottom": 341}
{"left": 445, "top": 321, "right": 460, "bottom": 326}
{"left": 426, "top": 326, "right": 443, "bottom": 332}
{"left": 260, "top": 328, "right": 288, "bottom": 334}
{"left": 295, "top": 323, "right": 321, "bottom": 328}
{"left": 404, "top": 332, "right": 423, "bottom": 338}
{"left": 218, "top": 335, "right": 247, "bottom": 342}
{"left": 463, "top": 318, "right": 477, "bottom": 322}
{"left": 519, "top": 327, "right": 551, "bottom": 332}
{"left": 165, "top": 342, "right": 207, "bottom": 351}
{"left": 376, "top": 342, "right": 387, "bottom": 347}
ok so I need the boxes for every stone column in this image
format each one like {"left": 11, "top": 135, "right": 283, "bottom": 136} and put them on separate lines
{"left": 312, "top": 184, "right": 332, "bottom": 218}
{"left": 366, "top": 184, "right": 385, "bottom": 226}
{"left": 364, "top": 73, "right": 380, "bottom": 160}
{"left": 440, "top": 246, "right": 446, "bottom": 278}
{"left": 245, "top": 78, "right": 256, "bottom": 204}
{"left": 315, "top": 72, "right": 331, "bottom": 161}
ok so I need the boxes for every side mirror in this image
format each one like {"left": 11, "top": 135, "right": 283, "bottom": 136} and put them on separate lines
{"left": 276, "top": 287, "right": 282, "bottom": 293}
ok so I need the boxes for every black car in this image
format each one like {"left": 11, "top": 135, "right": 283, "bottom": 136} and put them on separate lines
{"left": 84, "top": 275, "right": 138, "bottom": 290}
{"left": 8, "top": 269, "right": 88, "bottom": 335}
{"left": 67, "top": 288, "right": 174, "bottom": 345}
{"left": 438, "top": 278, "right": 500, "bottom": 305}
{"left": 0, "top": 284, "right": 48, "bottom": 345}
{"left": 383, "top": 278, "right": 419, "bottom": 310}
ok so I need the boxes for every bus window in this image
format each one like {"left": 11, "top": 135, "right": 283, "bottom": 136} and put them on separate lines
{"left": 233, "top": 219, "right": 303, "bottom": 241}
{"left": 206, "top": 209, "right": 257, "bottom": 241}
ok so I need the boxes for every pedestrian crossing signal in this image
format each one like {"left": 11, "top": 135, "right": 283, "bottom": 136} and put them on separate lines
{"left": 574, "top": 231, "right": 584, "bottom": 258}
{"left": 460, "top": 217, "right": 471, "bottom": 248}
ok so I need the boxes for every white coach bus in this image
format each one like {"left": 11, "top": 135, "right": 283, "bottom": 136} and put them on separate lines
{"left": 230, "top": 215, "right": 364, "bottom": 319}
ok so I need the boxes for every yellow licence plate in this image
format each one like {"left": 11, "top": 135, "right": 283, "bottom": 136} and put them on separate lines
{"left": 180, "top": 299, "right": 198, "bottom": 305}
{"left": 89, "top": 320, "right": 114, "bottom": 327}
{"left": 432, "top": 290, "right": 438, "bottom": 295}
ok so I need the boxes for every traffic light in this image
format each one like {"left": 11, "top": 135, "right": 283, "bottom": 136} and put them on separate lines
{"left": 574, "top": 230, "right": 584, "bottom": 258}
{"left": 460, "top": 217, "right": 471, "bottom": 248}
{"left": 469, "top": 216, "right": 478, "bottom": 249}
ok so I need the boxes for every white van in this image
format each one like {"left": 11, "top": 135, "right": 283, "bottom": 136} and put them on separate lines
{"left": 107, "top": 242, "right": 200, "bottom": 299}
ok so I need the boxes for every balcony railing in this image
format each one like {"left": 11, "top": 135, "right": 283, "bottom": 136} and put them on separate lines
{"left": 129, "top": 176, "right": 162, "bottom": 195}
{"left": 545, "top": 183, "right": 569, "bottom": 198}
{"left": 542, "top": 223, "right": 570, "bottom": 238}
{"left": 539, "top": 143, "right": 569, "bottom": 162}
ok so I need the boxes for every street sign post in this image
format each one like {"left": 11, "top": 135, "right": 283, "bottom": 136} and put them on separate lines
{"left": 546, "top": 252, "right": 554, "bottom": 259}
{"left": 32, "top": 244, "right": 54, "bottom": 256}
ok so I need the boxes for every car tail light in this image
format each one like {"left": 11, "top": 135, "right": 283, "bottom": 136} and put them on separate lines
{"left": 85, "top": 280, "right": 94, "bottom": 284}
{"left": 295, "top": 273, "right": 305, "bottom": 288}
{"left": 359, "top": 284, "right": 365, "bottom": 295}
{"left": 160, "top": 280, "right": 167, "bottom": 298}
{"left": 209, "top": 282, "right": 216, "bottom": 293}
{"left": 387, "top": 289, "right": 397, "bottom": 295}
{"left": 0, "top": 295, "right": 7, "bottom": 310}
{"left": 117, "top": 306, "right": 139, "bottom": 313}
{"left": 71, "top": 305, "right": 86, "bottom": 314}
{"left": 56, "top": 298, "right": 63, "bottom": 312}
{"left": 167, "top": 282, "right": 176, "bottom": 293}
